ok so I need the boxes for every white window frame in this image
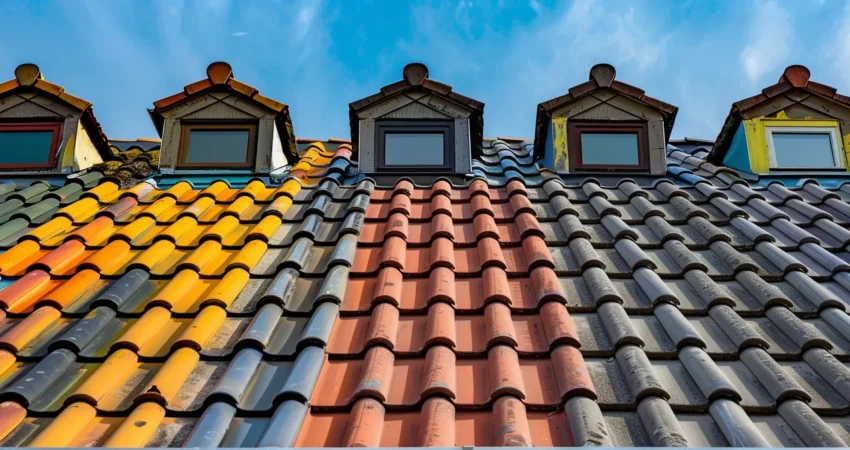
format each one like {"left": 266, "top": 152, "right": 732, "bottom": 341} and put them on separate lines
{"left": 766, "top": 126, "right": 844, "bottom": 169}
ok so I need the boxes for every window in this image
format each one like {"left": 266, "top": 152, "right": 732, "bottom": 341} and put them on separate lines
{"left": 568, "top": 122, "right": 648, "bottom": 171}
{"left": 0, "top": 122, "right": 62, "bottom": 169}
{"left": 178, "top": 122, "right": 257, "bottom": 168}
{"left": 766, "top": 126, "right": 844, "bottom": 169}
{"left": 376, "top": 120, "right": 454, "bottom": 171}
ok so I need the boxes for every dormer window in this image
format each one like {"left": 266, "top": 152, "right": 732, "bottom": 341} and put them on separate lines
{"left": 0, "top": 122, "right": 62, "bottom": 169}
{"left": 568, "top": 121, "right": 649, "bottom": 171}
{"left": 766, "top": 126, "right": 843, "bottom": 169}
{"left": 534, "top": 64, "right": 677, "bottom": 174}
{"left": 711, "top": 65, "right": 850, "bottom": 175}
{"left": 349, "top": 63, "right": 484, "bottom": 181}
{"left": 376, "top": 120, "right": 454, "bottom": 170}
{"left": 178, "top": 122, "right": 257, "bottom": 168}
{"left": 0, "top": 64, "right": 111, "bottom": 173}
{"left": 148, "top": 62, "right": 296, "bottom": 174}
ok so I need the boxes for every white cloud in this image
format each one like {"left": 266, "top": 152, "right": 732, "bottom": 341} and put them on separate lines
{"left": 739, "top": 0, "right": 793, "bottom": 84}
{"left": 529, "top": 0, "right": 541, "bottom": 15}
{"left": 231, "top": 31, "right": 249, "bottom": 37}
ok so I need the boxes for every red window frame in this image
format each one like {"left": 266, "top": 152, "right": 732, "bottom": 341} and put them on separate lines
{"left": 568, "top": 121, "right": 649, "bottom": 172}
{"left": 0, "top": 122, "right": 63, "bottom": 169}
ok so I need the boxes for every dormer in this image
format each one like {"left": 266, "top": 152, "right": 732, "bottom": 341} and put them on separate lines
{"left": 148, "top": 62, "right": 296, "bottom": 174}
{"left": 711, "top": 65, "right": 850, "bottom": 175}
{"left": 349, "top": 63, "right": 484, "bottom": 177}
{"left": 0, "top": 63, "right": 111, "bottom": 174}
{"left": 534, "top": 64, "right": 677, "bottom": 175}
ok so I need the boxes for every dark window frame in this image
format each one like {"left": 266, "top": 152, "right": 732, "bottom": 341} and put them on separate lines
{"left": 375, "top": 120, "right": 455, "bottom": 171}
{"left": 178, "top": 121, "right": 258, "bottom": 169}
{"left": 0, "top": 121, "right": 63, "bottom": 169}
{"left": 568, "top": 121, "right": 649, "bottom": 172}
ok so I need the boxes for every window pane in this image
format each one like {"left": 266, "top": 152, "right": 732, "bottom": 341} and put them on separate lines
{"left": 0, "top": 131, "right": 54, "bottom": 165}
{"left": 186, "top": 130, "right": 250, "bottom": 164}
{"left": 385, "top": 133, "right": 444, "bottom": 165}
{"left": 580, "top": 133, "right": 639, "bottom": 165}
{"left": 772, "top": 132, "right": 836, "bottom": 168}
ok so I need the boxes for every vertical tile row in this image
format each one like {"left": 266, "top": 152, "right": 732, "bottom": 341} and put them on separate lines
{"left": 547, "top": 178, "right": 694, "bottom": 447}
{"left": 304, "top": 178, "right": 614, "bottom": 447}
{"left": 653, "top": 180, "right": 848, "bottom": 447}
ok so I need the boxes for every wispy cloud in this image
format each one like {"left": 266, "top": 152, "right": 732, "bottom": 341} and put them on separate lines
{"left": 231, "top": 31, "right": 248, "bottom": 37}
{"left": 739, "top": 0, "right": 793, "bottom": 84}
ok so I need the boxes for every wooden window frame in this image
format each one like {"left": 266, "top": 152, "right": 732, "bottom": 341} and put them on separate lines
{"left": 765, "top": 125, "right": 845, "bottom": 170}
{"left": 0, "top": 121, "right": 63, "bottom": 169}
{"left": 375, "top": 120, "right": 455, "bottom": 171}
{"left": 178, "top": 121, "right": 258, "bottom": 169}
{"left": 568, "top": 121, "right": 649, "bottom": 172}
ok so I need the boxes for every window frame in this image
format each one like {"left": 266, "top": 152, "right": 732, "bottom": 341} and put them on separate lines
{"left": 765, "top": 125, "right": 845, "bottom": 170}
{"left": 375, "top": 120, "right": 455, "bottom": 171}
{"left": 0, "top": 121, "right": 63, "bottom": 169}
{"left": 567, "top": 121, "right": 649, "bottom": 172}
{"left": 177, "top": 121, "right": 258, "bottom": 169}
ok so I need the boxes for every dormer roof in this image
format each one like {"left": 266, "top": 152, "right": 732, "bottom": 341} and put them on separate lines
{"left": 710, "top": 65, "right": 850, "bottom": 165}
{"left": 148, "top": 62, "right": 297, "bottom": 163}
{"left": 534, "top": 64, "right": 678, "bottom": 162}
{"left": 0, "top": 63, "right": 112, "bottom": 161}
{"left": 348, "top": 63, "right": 485, "bottom": 160}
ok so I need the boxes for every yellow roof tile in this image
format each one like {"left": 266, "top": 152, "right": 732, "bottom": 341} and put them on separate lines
{"left": 140, "top": 347, "right": 199, "bottom": 404}
{"left": 181, "top": 240, "right": 222, "bottom": 272}
{"left": 26, "top": 216, "right": 74, "bottom": 243}
{"left": 203, "top": 268, "right": 250, "bottom": 308}
{"left": 249, "top": 215, "right": 283, "bottom": 242}
{"left": 82, "top": 240, "right": 133, "bottom": 275}
{"left": 117, "top": 306, "right": 172, "bottom": 352}
{"left": 0, "top": 306, "right": 60, "bottom": 352}
{"left": 175, "top": 305, "right": 227, "bottom": 350}
{"left": 56, "top": 197, "right": 100, "bottom": 223}
{"left": 102, "top": 402, "right": 165, "bottom": 447}
{"left": 114, "top": 216, "right": 156, "bottom": 243}
{"left": 26, "top": 402, "right": 95, "bottom": 447}
{"left": 229, "top": 239, "right": 268, "bottom": 272}
{"left": 153, "top": 269, "right": 201, "bottom": 311}
{"left": 41, "top": 269, "right": 101, "bottom": 309}
{"left": 71, "top": 349, "right": 139, "bottom": 408}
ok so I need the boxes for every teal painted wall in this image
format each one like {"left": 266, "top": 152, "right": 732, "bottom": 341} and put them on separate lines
{"left": 722, "top": 122, "right": 751, "bottom": 173}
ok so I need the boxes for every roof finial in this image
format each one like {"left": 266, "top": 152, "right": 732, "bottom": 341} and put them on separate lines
{"left": 780, "top": 65, "right": 810, "bottom": 88}
{"left": 403, "top": 63, "right": 429, "bottom": 86}
{"left": 14, "top": 63, "right": 42, "bottom": 86}
{"left": 206, "top": 62, "right": 233, "bottom": 85}
{"left": 589, "top": 63, "right": 616, "bottom": 87}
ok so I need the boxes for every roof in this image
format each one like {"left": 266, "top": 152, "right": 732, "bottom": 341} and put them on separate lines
{"left": 0, "top": 64, "right": 112, "bottom": 161}
{"left": 0, "top": 133, "right": 847, "bottom": 447}
{"left": 710, "top": 65, "right": 850, "bottom": 165}
{"left": 349, "top": 63, "right": 485, "bottom": 160}
{"left": 147, "top": 62, "right": 298, "bottom": 163}
{"left": 534, "top": 64, "right": 678, "bottom": 162}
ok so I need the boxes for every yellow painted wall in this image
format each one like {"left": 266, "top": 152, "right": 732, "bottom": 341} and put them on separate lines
{"left": 552, "top": 117, "right": 569, "bottom": 171}
{"left": 743, "top": 110, "right": 849, "bottom": 173}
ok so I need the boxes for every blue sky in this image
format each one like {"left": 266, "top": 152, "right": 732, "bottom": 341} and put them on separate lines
{"left": 1, "top": 0, "right": 846, "bottom": 142}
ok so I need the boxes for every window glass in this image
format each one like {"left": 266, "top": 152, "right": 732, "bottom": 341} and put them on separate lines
{"left": 384, "top": 133, "right": 444, "bottom": 165}
{"left": 0, "top": 131, "right": 55, "bottom": 165}
{"left": 580, "top": 132, "right": 639, "bottom": 165}
{"left": 186, "top": 129, "right": 250, "bottom": 163}
{"left": 771, "top": 132, "right": 836, "bottom": 168}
